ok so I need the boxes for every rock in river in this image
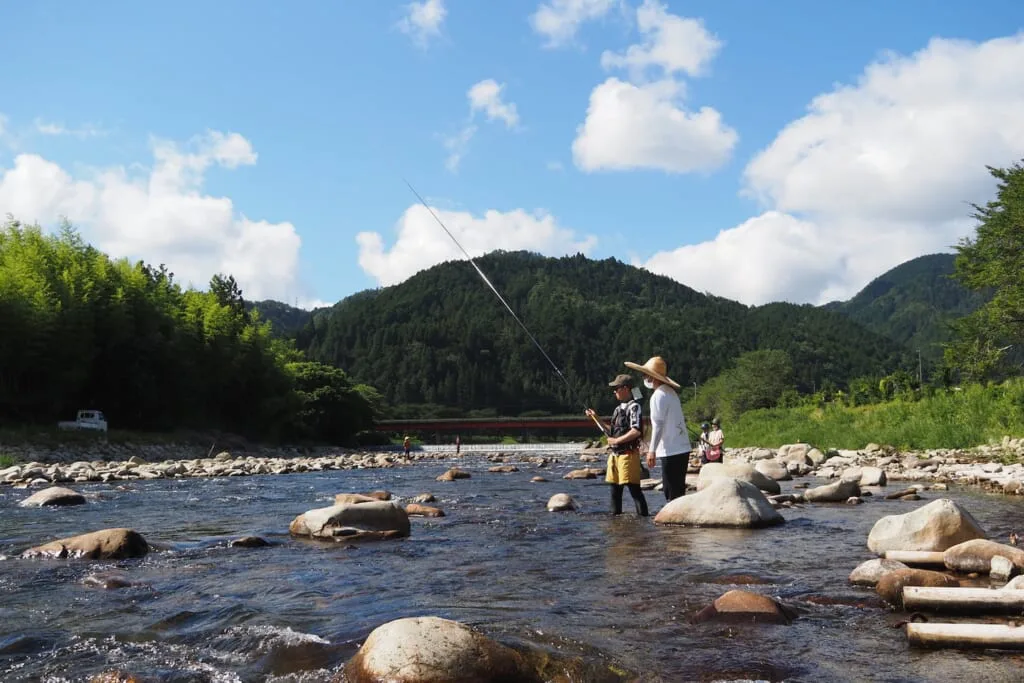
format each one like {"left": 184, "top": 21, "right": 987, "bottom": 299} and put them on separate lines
{"left": 654, "top": 478, "right": 784, "bottom": 528}
{"left": 20, "top": 528, "right": 149, "bottom": 560}
{"left": 341, "top": 615, "right": 542, "bottom": 683}
{"left": 867, "top": 499, "right": 986, "bottom": 554}
{"left": 289, "top": 501, "right": 410, "bottom": 541}
{"left": 19, "top": 486, "right": 86, "bottom": 507}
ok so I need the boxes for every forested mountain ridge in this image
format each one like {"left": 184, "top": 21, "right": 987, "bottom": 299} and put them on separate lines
{"left": 295, "top": 250, "right": 912, "bottom": 416}
{"left": 822, "top": 253, "right": 989, "bottom": 360}
{"left": 246, "top": 299, "right": 314, "bottom": 337}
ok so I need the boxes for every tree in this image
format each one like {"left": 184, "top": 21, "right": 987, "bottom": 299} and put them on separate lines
{"left": 946, "top": 160, "right": 1024, "bottom": 380}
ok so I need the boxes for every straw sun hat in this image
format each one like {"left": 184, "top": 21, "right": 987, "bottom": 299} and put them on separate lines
{"left": 624, "top": 356, "right": 681, "bottom": 391}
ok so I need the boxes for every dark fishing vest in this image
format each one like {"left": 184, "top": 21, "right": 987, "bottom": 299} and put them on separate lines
{"left": 610, "top": 400, "right": 640, "bottom": 454}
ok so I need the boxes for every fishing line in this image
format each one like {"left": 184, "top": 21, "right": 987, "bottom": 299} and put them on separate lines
{"left": 402, "top": 178, "right": 605, "bottom": 433}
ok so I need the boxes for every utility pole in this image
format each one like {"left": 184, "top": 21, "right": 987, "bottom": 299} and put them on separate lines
{"left": 693, "top": 381, "right": 698, "bottom": 400}
{"left": 917, "top": 349, "right": 923, "bottom": 387}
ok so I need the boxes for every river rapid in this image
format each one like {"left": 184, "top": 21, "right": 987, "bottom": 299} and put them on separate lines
{"left": 2, "top": 452, "right": 1023, "bottom": 682}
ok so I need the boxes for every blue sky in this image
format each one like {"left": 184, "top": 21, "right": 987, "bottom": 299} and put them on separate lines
{"left": 1, "top": 1, "right": 1023, "bottom": 308}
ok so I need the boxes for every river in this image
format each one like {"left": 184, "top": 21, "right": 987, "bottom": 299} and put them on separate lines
{"left": 2, "top": 452, "right": 1023, "bottom": 682}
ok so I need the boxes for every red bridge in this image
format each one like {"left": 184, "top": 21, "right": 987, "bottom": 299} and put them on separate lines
{"left": 376, "top": 415, "right": 653, "bottom": 433}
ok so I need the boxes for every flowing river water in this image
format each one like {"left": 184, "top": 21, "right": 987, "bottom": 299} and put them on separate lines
{"left": 2, "top": 451, "right": 1024, "bottom": 682}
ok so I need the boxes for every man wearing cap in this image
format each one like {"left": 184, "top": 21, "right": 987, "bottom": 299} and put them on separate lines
{"left": 585, "top": 374, "right": 649, "bottom": 517}
{"left": 625, "top": 356, "right": 692, "bottom": 502}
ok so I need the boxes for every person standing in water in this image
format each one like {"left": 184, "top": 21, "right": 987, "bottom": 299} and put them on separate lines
{"left": 585, "top": 373, "right": 649, "bottom": 517}
{"left": 625, "top": 356, "right": 692, "bottom": 502}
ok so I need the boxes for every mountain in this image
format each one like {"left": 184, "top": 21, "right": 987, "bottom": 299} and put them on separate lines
{"left": 247, "top": 300, "right": 314, "bottom": 337}
{"left": 294, "top": 250, "right": 913, "bottom": 416}
{"left": 822, "top": 253, "right": 989, "bottom": 360}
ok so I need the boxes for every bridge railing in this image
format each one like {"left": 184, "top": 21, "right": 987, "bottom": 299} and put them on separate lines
{"left": 380, "top": 443, "right": 588, "bottom": 454}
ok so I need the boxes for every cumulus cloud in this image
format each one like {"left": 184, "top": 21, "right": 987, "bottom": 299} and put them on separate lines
{"left": 530, "top": 0, "right": 619, "bottom": 48}
{"left": 599, "top": 0, "right": 720, "bottom": 80}
{"left": 444, "top": 79, "right": 520, "bottom": 171}
{"left": 397, "top": 0, "right": 447, "bottom": 48}
{"left": 0, "top": 127, "right": 312, "bottom": 303}
{"left": 640, "top": 33, "right": 1024, "bottom": 305}
{"left": 356, "top": 203, "right": 598, "bottom": 286}
{"left": 468, "top": 79, "right": 520, "bottom": 128}
{"left": 573, "top": 77, "right": 737, "bottom": 173}
{"left": 572, "top": 0, "right": 737, "bottom": 174}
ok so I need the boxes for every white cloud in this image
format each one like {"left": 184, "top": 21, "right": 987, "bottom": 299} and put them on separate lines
{"left": 468, "top": 79, "right": 520, "bottom": 128}
{"left": 444, "top": 79, "right": 520, "bottom": 171}
{"left": 573, "top": 77, "right": 737, "bottom": 173}
{"left": 572, "top": 0, "right": 737, "bottom": 174}
{"left": 356, "top": 204, "right": 598, "bottom": 286}
{"left": 397, "top": 0, "right": 447, "bottom": 48}
{"left": 0, "top": 127, "right": 312, "bottom": 303}
{"left": 530, "top": 0, "right": 619, "bottom": 48}
{"left": 600, "top": 0, "right": 720, "bottom": 80}
{"left": 442, "top": 124, "right": 477, "bottom": 173}
{"left": 640, "top": 33, "right": 1024, "bottom": 305}
{"left": 34, "top": 119, "right": 107, "bottom": 138}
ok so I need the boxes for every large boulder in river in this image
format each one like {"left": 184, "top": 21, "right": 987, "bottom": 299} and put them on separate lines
{"left": 803, "top": 479, "right": 860, "bottom": 503}
{"left": 875, "top": 568, "right": 959, "bottom": 607}
{"left": 698, "top": 462, "right": 781, "bottom": 494}
{"left": 341, "top": 616, "right": 542, "bottom": 683}
{"left": 289, "top": 501, "right": 410, "bottom": 541}
{"left": 654, "top": 478, "right": 784, "bottom": 528}
{"left": 19, "top": 486, "right": 86, "bottom": 507}
{"left": 943, "top": 539, "right": 1024, "bottom": 574}
{"left": 867, "top": 499, "right": 986, "bottom": 554}
{"left": 754, "top": 459, "right": 792, "bottom": 481}
{"left": 20, "top": 528, "right": 149, "bottom": 560}
{"left": 848, "top": 558, "right": 909, "bottom": 587}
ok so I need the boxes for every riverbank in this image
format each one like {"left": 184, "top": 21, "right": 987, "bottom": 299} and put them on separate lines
{"left": 2, "top": 435, "right": 1024, "bottom": 498}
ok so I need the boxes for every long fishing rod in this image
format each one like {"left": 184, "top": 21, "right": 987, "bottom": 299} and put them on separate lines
{"left": 401, "top": 178, "right": 608, "bottom": 436}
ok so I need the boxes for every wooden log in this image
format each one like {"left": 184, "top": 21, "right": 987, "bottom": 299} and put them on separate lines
{"left": 884, "top": 550, "right": 946, "bottom": 566}
{"left": 907, "top": 622, "right": 1024, "bottom": 650}
{"left": 903, "top": 586, "right": 1024, "bottom": 613}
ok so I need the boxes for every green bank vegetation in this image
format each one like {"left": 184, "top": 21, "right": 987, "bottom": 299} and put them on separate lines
{"left": 0, "top": 219, "right": 379, "bottom": 446}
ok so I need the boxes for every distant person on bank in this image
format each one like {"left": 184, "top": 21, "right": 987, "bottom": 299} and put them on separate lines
{"left": 707, "top": 417, "right": 724, "bottom": 462}
{"left": 585, "top": 374, "right": 649, "bottom": 517}
{"left": 625, "top": 356, "right": 692, "bottom": 501}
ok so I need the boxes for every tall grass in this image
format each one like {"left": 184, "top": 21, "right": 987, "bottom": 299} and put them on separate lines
{"left": 728, "top": 380, "right": 1024, "bottom": 451}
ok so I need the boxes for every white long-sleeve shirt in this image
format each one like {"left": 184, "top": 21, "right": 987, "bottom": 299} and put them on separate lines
{"left": 648, "top": 384, "right": 692, "bottom": 459}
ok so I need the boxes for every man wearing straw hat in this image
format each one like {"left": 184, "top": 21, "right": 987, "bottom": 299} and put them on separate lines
{"left": 625, "top": 356, "right": 692, "bottom": 501}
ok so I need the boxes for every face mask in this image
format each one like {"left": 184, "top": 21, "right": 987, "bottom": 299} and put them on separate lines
{"left": 643, "top": 378, "right": 655, "bottom": 390}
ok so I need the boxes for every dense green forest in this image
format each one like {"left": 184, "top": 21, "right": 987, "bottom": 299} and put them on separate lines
{"left": 292, "top": 251, "right": 913, "bottom": 417}
{"left": 0, "top": 219, "right": 378, "bottom": 443}
{"left": 823, "top": 253, "right": 989, "bottom": 360}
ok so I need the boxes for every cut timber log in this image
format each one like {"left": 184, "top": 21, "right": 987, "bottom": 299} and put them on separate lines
{"left": 907, "top": 622, "right": 1024, "bottom": 650}
{"left": 903, "top": 586, "right": 1024, "bottom": 614}
{"left": 884, "top": 550, "right": 947, "bottom": 566}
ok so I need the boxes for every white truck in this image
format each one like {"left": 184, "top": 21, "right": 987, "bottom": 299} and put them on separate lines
{"left": 58, "top": 409, "right": 108, "bottom": 432}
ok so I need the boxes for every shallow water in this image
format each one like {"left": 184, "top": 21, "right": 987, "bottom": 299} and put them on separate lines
{"left": 2, "top": 454, "right": 1024, "bottom": 682}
